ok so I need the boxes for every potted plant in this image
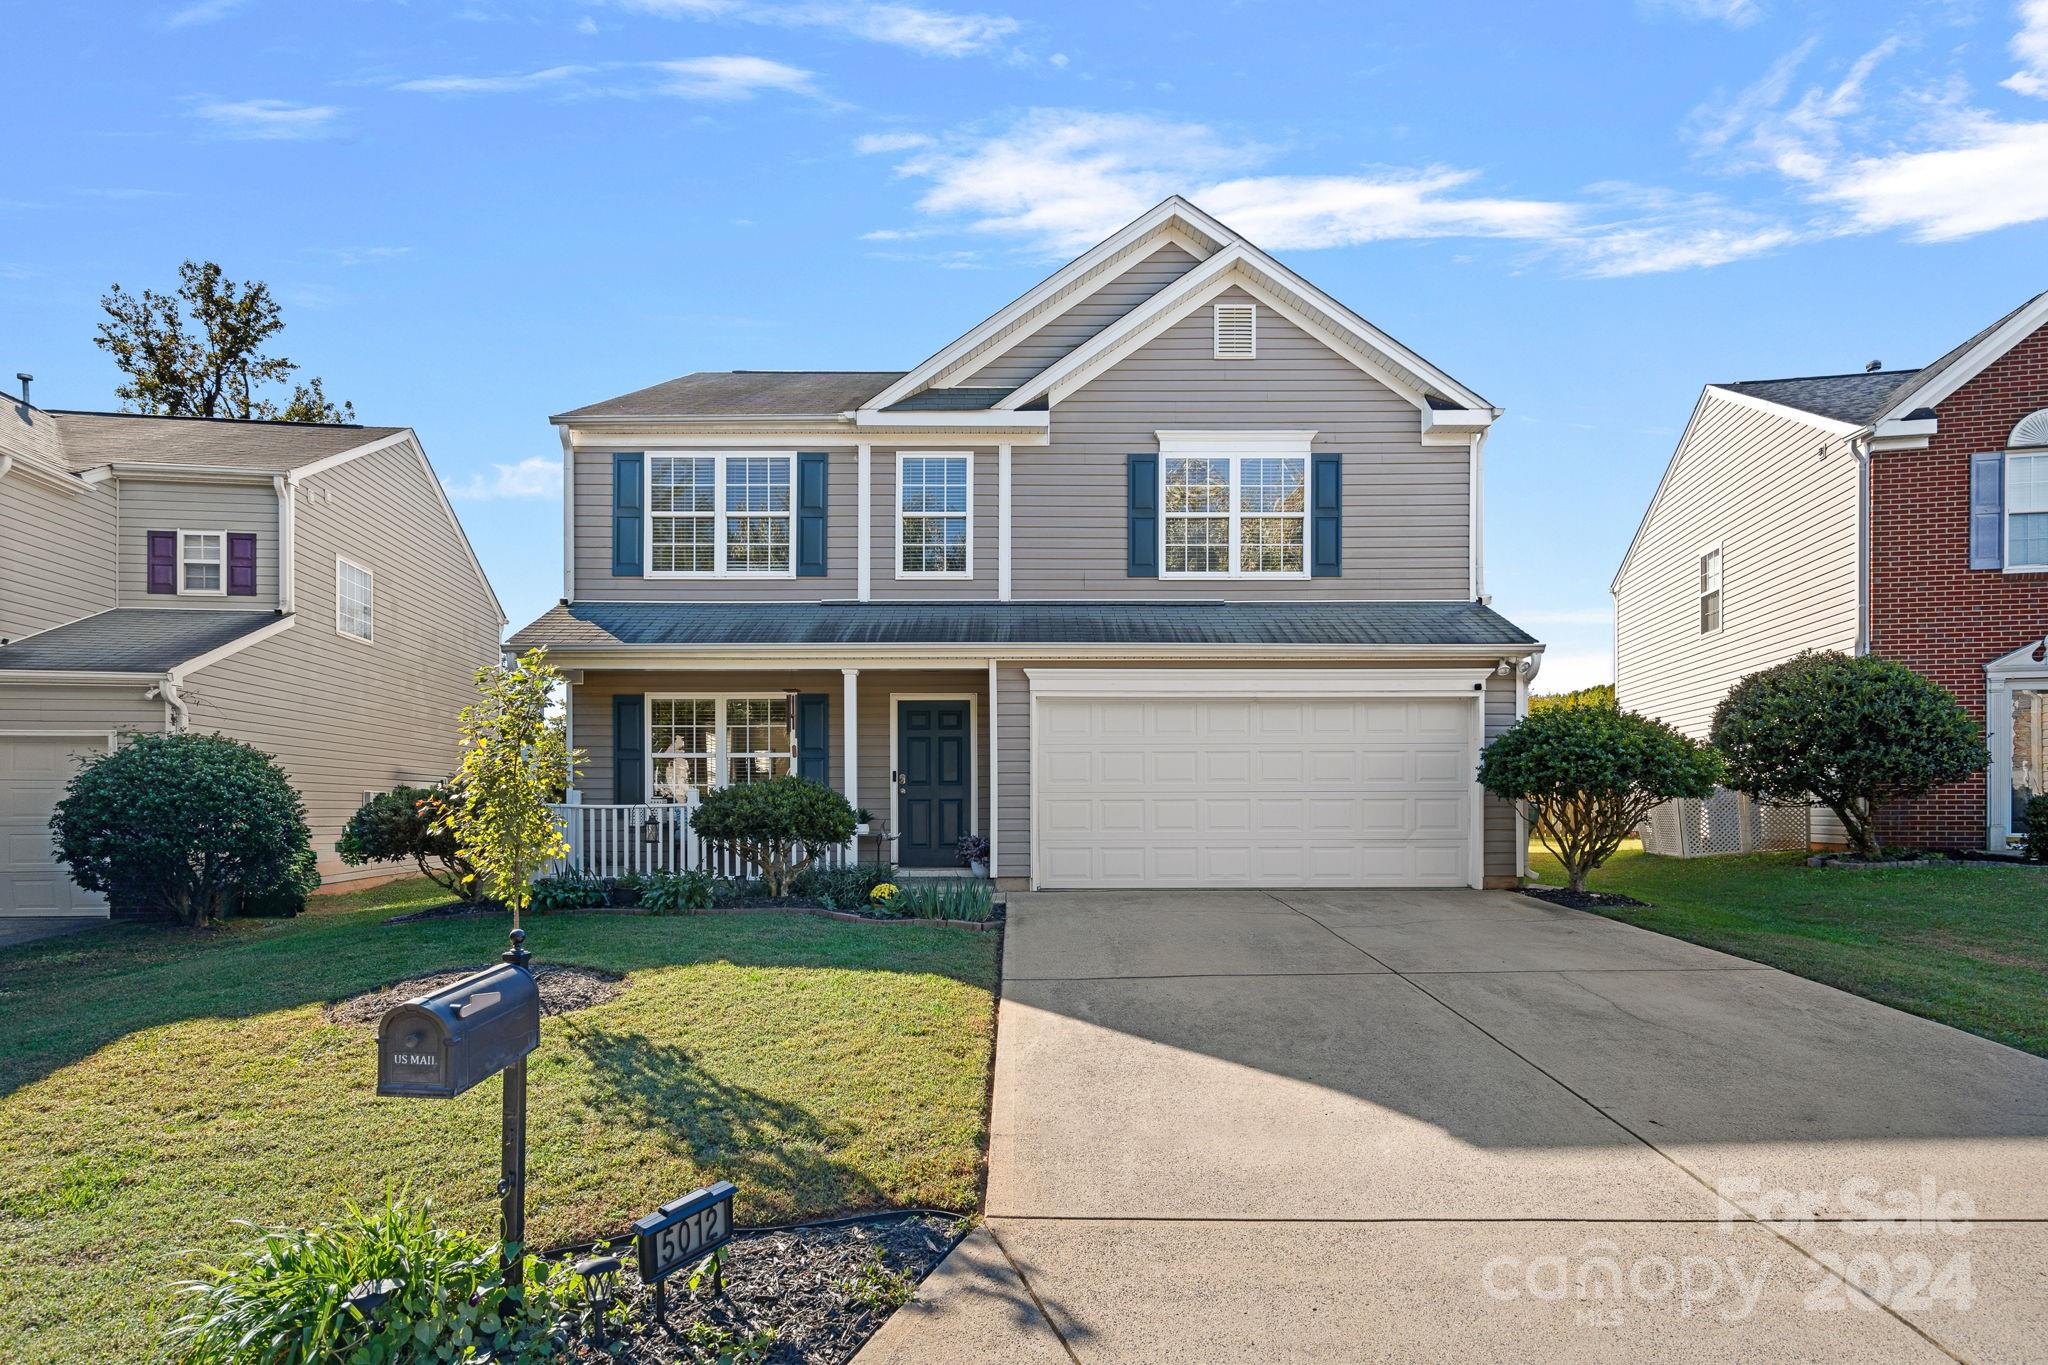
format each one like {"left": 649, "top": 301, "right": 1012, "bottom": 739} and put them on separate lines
{"left": 957, "top": 833, "right": 990, "bottom": 879}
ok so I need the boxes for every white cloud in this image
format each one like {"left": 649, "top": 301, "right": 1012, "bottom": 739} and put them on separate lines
{"left": 1530, "top": 649, "right": 1616, "bottom": 693}
{"left": 653, "top": 54, "right": 817, "bottom": 99}
{"left": 166, "top": 0, "right": 249, "bottom": 27}
{"left": 855, "top": 130, "right": 935, "bottom": 153}
{"left": 2006, "top": 0, "right": 2048, "bottom": 96}
{"left": 445, "top": 457, "right": 563, "bottom": 501}
{"left": 614, "top": 0, "right": 1020, "bottom": 56}
{"left": 576, "top": 13, "right": 601, "bottom": 33}
{"left": 192, "top": 98, "right": 342, "bottom": 140}
{"left": 1639, "top": 0, "right": 1761, "bottom": 24}
{"left": 394, "top": 56, "right": 819, "bottom": 101}
{"left": 397, "top": 65, "right": 596, "bottom": 94}
{"left": 1820, "top": 115, "right": 2048, "bottom": 238}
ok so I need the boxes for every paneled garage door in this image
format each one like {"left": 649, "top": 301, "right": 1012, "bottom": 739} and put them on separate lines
{"left": 1034, "top": 690, "right": 1476, "bottom": 889}
{"left": 0, "top": 734, "right": 109, "bottom": 916}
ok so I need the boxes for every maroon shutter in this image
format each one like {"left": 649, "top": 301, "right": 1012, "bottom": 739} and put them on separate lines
{"left": 147, "top": 531, "right": 177, "bottom": 594}
{"left": 227, "top": 533, "right": 257, "bottom": 596}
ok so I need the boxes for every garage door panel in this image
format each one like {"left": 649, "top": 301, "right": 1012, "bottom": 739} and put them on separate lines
{"left": 1203, "top": 751, "right": 1253, "bottom": 785}
{"left": 2, "top": 735, "right": 108, "bottom": 916}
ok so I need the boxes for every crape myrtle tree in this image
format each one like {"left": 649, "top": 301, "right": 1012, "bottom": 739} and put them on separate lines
{"left": 336, "top": 785, "right": 482, "bottom": 902}
{"left": 689, "top": 775, "right": 860, "bottom": 899}
{"left": 1478, "top": 702, "right": 1722, "bottom": 893}
{"left": 1711, "top": 652, "right": 1988, "bottom": 859}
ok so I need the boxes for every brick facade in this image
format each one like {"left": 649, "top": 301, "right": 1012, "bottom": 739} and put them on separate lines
{"left": 1869, "top": 320, "right": 2048, "bottom": 848}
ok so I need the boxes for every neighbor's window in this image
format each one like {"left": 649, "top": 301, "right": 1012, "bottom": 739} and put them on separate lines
{"left": 649, "top": 696, "right": 792, "bottom": 799}
{"left": 337, "top": 557, "right": 374, "bottom": 641}
{"left": 179, "top": 531, "right": 225, "bottom": 595}
{"left": 2009, "top": 452, "right": 2048, "bottom": 569}
{"left": 648, "top": 453, "right": 792, "bottom": 576}
{"left": 1698, "top": 547, "right": 1723, "bottom": 634}
{"left": 1163, "top": 453, "right": 1306, "bottom": 576}
{"left": 899, "top": 453, "right": 970, "bottom": 576}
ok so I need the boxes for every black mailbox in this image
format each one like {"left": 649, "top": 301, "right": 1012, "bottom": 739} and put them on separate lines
{"left": 376, "top": 964, "right": 540, "bottom": 1099}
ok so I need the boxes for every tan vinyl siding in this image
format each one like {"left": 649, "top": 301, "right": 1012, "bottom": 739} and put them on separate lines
{"left": 1483, "top": 671, "right": 1518, "bottom": 884}
{"left": 1015, "top": 286, "right": 1470, "bottom": 600}
{"left": 0, "top": 683, "right": 163, "bottom": 733}
{"left": 179, "top": 439, "right": 501, "bottom": 883}
{"left": 572, "top": 447, "right": 859, "bottom": 602}
{"left": 960, "top": 243, "right": 1202, "bottom": 390}
{"left": 869, "top": 449, "right": 1000, "bottom": 599}
{"left": 116, "top": 478, "right": 280, "bottom": 609}
{"left": 0, "top": 473, "right": 116, "bottom": 638}
{"left": 1613, "top": 390, "right": 1860, "bottom": 741}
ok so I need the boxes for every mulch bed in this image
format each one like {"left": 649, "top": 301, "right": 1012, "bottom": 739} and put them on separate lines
{"left": 1518, "top": 885, "right": 1649, "bottom": 911}
{"left": 324, "top": 963, "right": 625, "bottom": 1023}
{"left": 559, "top": 1213, "right": 963, "bottom": 1364}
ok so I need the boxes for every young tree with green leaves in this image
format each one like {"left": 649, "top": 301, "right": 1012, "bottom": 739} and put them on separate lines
{"left": 436, "top": 649, "right": 579, "bottom": 925}
{"left": 94, "top": 260, "right": 355, "bottom": 422}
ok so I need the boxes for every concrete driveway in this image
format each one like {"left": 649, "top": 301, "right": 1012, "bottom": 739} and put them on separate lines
{"left": 860, "top": 888, "right": 2048, "bottom": 1363}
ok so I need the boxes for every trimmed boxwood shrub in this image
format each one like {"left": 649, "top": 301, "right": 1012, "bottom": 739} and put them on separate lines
{"left": 1711, "top": 652, "right": 1989, "bottom": 859}
{"left": 336, "top": 785, "right": 481, "bottom": 902}
{"left": 689, "top": 775, "right": 859, "bottom": 898}
{"left": 51, "top": 731, "right": 313, "bottom": 926}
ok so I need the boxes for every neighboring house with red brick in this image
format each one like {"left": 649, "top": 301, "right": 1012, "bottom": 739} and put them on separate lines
{"left": 1614, "top": 290, "right": 2048, "bottom": 854}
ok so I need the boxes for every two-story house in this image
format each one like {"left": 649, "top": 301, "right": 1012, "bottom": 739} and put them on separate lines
{"left": 1614, "top": 288, "right": 2048, "bottom": 854}
{"left": 0, "top": 393, "right": 505, "bottom": 914}
{"left": 509, "top": 198, "right": 1542, "bottom": 891}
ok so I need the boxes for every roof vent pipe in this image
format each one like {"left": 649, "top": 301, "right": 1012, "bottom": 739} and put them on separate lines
{"left": 13, "top": 373, "right": 28, "bottom": 405}
{"left": 1864, "top": 360, "right": 1882, "bottom": 372}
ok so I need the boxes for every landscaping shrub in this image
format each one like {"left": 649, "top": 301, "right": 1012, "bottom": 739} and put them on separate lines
{"left": 239, "top": 849, "right": 321, "bottom": 919}
{"left": 50, "top": 731, "right": 313, "bottom": 926}
{"left": 1711, "top": 652, "right": 1989, "bottom": 859}
{"left": 163, "top": 1195, "right": 588, "bottom": 1365}
{"left": 887, "top": 879, "right": 995, "bottom": 922}
{"left": 2025, "top": 793, "right": 2048, "bottom": 862}
{"left": 1479, "top": 702, "right": 1721, "bottom": 893}
{"left": 634, "top": 868, "right": 717, "bottom": 913}
{"left": 336, "top": 786, "right": 481, "bottom": 902}
{"left": 688, "top": 775, "right": 860, "bottom": 898}
{"left": 528, "top": 871, "right": 609, "bottom": 912}
{"left": 791, "top": 861, "right": 898, "bottom": 911}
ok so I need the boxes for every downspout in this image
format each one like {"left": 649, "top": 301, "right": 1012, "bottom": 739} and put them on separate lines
{"left": 151, "top": 672, "right": 191, "bottom": 732}
{"left": 1850, "top": 434, "right": 1872, "bottom": 656}
{"left": 1470, "top": 428, "right": 1488, "bottom": 601}
{"left": 273, "top": 475, "right": 297, "bottom": 613}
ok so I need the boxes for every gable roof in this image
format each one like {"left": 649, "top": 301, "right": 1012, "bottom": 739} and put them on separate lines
{"left": 39, "top": 409, "right": 407, "bottom": 473}
{"left": 556, "top": 371, "right": 905, "bottom": 421}
{"left": 1871, "top": 288, "right": 2048, "bottom": 423}
{"left": 1718, "top": 371, "right": 1921, "bottom": 426}
{"left": 0, "top": 608, "right": 284, "bottom": 675}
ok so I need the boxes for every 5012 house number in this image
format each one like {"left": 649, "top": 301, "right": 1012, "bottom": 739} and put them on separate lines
{"left": 635, "top": 1181, "right": 737, "bottom": 1285}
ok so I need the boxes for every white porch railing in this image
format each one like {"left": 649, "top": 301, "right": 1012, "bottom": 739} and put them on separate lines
{"left": 547, "top": 801, "right": 847, "bottom": 880}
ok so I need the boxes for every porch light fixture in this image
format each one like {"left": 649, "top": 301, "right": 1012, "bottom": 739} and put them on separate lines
{"left": 573, "top": 1254, "right": 622, "bottom": 1345}
{"left": 641, "top": 815, "right": 662, "bottom": 847}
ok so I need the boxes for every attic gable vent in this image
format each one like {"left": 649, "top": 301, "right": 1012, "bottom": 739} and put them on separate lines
{"left": 1213, "top": 301, "right": 1256, "bottom": 360}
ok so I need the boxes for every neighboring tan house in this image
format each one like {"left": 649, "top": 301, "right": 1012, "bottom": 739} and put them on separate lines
{"left": 1613, "top": 289, "right": 2048, "bottom": 855}
{"left": 510, "top": 197, "right": 1542, "bottom": 892}
{"left": 0, "top": 392, "right": 505, "bottom": 914}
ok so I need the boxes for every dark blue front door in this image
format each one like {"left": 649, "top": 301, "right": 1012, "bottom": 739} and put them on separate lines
{"left": 897, "top": 700, "right": 970, "bottom": 868}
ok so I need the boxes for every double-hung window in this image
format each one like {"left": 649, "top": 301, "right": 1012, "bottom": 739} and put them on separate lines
{"left": 649, "top": 695, "right": 792, "bottom": 800}
{"left": 179, "top": 531, "right": 225, "bottom": 595}
{"left": 1160, "top": 434, "right": 1309, "bottom": 578}
{"left": 898, "top": 452, "right": 971, "bottom": 577}
{"left": 337, "top": 557, "right": 374, "bottom": 641}
{"left": 648, "top": 453, "right": 793, "bottom": 576}
{"left": 2008, "top": 451, "right": 2048, "bottom": 570}
{"left": 1698, "top": 547, "right": 1723, "bottom": 635}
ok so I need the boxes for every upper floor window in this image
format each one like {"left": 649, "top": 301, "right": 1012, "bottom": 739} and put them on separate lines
{"left": 650, "top": 694, "right": 791, "bottom": 800}
{"left": 179, "top": 531, "right": 225, "bottom": 595}
{"left": 1160, "top": 440, "right": 1308, "bottom": 578}
{"left": 649, "top": 453, "right": 792, "bottom": 576}
{"left": 2009, "top": 451, "right": 2048, "bottom": 570}
{"left": 337, "top": 556, "right": 374, "bottom": 641}
{"left": 1698, "top": 547, "right": 1723, "bottom": 634}
{"left": 899, "top": 452, "right": 971, "bottom": 577}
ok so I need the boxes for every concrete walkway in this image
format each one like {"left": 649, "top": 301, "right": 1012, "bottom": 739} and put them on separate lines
{"left": 859, "top": 888, "right": 2048, "bottom": 1362}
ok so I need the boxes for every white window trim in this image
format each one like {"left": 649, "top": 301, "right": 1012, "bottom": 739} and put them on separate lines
{"left": 2003, "top": 448, "right": 2048, "bottom": 574}
{"left": 335, "top": 555, "right": 375, "bottom": 644}
{"left": 646, "top": 693, "right": 795, "bottom": 801}
{"left": 177, "top": 529, "right": 228, "bottom": 597}
{"left": 1156, "top": 430, "right": 1314, "bottom": 581}
{"left": 1213, "top": 300, "right": 1256, "bottom": 360}
{"left": 645, "top": 452, "right": 798, "bottom": 580}
{"left": 1697, "top": 542, "right": 1724, "bottom": 637}
{"left": 894, "top": 449, "right": 974, "bottom": 581}
{"left": 1985, "top": 648, "right": 2048, "bottom": 851}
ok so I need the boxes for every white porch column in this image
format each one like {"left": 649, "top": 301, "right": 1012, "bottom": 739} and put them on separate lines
{"left": 998, "top": 443, "right": 1012, "bottom": 602}
{"left": 857, "top": 443, "right": 872, "bottom": 602}
{"left": 987, "top": 657, "right": 999, "bottom": 876}
{"left": 842, "top": 667, "right": 860, "bottom": 823}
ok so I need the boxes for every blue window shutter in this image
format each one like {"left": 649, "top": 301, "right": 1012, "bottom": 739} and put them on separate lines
{"left": 1127, "top": 454, "right": 1159, "bottom": 577}
{"left": 796, "top": 692, "right": 830, "bottom": 784}
{"left": 796, "top": 452, "right": 829, "bottom": 578}
{"left": 612, "top": 693, "right": 645, "bottom": 803}
{"left": 1311, "top": 453, "right": 1342, "bottom": 577}
{"left": 612, "top": 452, "right": 644, "bottom": 577}
{"left": 1970, "top": 451, "right": 2005, "bottom": 570}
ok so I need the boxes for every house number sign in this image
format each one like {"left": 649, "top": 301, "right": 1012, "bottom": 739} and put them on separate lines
{"left": 635, "top": 1181, "right": 737, "bottom": 1287}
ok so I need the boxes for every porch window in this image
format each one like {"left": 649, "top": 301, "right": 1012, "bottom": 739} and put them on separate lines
{"left": 898, "top": 452, "right": 971, "bottom": 576}
{"left": 2008, "top": 452, "right": 2048, "bottom": 569}
{"left": 1698, "top": 547, "right": 1723, "bottom": 634}
{"left": 1161, "top": 446, "right": 1307, "bottom": 578}
{"left": 648, "top": 454, "right": 792, "bottom": 576}
{"left": 179, "top": 531, "right": 226, "bottom": 595}
{"left": 649, "top": 695, "right": 792, "bottom": 800}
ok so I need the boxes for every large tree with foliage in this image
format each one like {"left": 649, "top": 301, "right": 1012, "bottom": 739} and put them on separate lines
{"left": 94, "top": 260, "right": 355, "bottom": 422}
{"left": 1711, "top": 652, "right": 1988, "bottom": 858}
{"left": 1479, "top": 702, "right": 1722, "bottom": 892}
{"left": 1530, "top": 683, "right": 1616, "bottom": 713}
{"left": 436, "top": 649, "right": 579, "bottom": 924}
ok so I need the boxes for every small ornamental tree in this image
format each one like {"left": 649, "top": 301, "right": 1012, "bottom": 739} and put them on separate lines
{"left": 50, "top": 731, "right": 313, "bottom": 925}
{"left": 1479, "top": 703, "right": 1722, "bottom": 893}
{"left": 336, "top": 785, "right": 481, "bottom": 902}
{"left": 689, "top": 774, "right": 860, "bottom": 898}
{"left": 1711, "top": 652, "right": 1989, "bottom": 859}
{"left": 437, "top": 648, "right": 579, "bottom": 927}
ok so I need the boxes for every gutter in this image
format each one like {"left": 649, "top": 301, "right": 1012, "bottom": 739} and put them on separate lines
{"left": 527, "top": 641, "right": 1548, "bottom": 670}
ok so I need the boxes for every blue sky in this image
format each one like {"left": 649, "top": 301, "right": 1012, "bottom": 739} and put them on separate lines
{"left": 7, "top": 0, "right": 2048, "bottom": 689}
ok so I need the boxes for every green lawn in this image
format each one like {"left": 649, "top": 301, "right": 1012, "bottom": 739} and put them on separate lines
{"left": 0, "top": 878, "right": 999, "bottom": 1362}
{"left": 1529, "top": 843, "right": 2048, "bottom": 1057}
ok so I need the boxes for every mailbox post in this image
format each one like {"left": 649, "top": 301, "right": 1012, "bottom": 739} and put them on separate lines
{"left": 499, "top": 929, "right": 530, "bottom": 1290}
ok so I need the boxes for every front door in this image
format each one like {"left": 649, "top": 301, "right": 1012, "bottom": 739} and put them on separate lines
{"left": 897, "top": 700, "right": 971, "bottom": 868}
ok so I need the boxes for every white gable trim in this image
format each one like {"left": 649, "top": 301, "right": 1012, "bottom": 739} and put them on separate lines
{"left": 1877, "top": 291, "right": 2048, "bottom": 423}
{"left": 1696, "top": 385, "right": 1862, "bottom": 436}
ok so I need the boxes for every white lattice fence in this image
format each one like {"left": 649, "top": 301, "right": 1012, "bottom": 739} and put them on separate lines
{"left": 1640, "top": 789, "right": 1810, "bottom": 858}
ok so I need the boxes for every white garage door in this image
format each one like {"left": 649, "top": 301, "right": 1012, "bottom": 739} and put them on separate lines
{"left": 1034, "top": 688, "right": 1477, "bottom": 889}
{"left": 1, "top": 735, "right": 108, "bottom": 916}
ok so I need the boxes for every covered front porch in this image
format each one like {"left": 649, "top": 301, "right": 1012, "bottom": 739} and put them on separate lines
{"left": 555, "top": 664, "right": 994, "bottom": 879}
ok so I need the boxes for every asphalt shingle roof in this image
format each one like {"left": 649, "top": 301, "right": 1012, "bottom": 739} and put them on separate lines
{"left": 884, "top": 387, "right": 1014, "bottom": 411}
{"left": 41, "top": 410, "right": 403, "bottom": 473}
{"left": 1718, "top": 372, "right": 1922, "bottom": 426}
{"left": 555, "top": 372, "right": 905, "bottom": 420}
{"left": 0, "top": 609, "right": 284, "bottom": 674}
{"left": 509, "top": 600, "right": 1537, "bottom": 652}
